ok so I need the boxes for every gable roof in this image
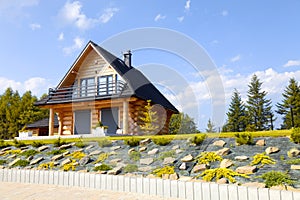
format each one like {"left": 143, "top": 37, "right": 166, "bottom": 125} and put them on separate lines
{"left": 26, "top": 116, "right": 59, "bottom": 129}
{"left": 36, "top": 41, "right": 178, "bottom": 113}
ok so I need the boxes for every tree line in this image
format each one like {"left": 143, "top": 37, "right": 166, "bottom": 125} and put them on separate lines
{"left": 0, "top": 88, "right": 48, "bottom": 139}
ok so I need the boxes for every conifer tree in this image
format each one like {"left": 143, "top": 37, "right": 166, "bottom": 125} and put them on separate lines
{"left": 139, "top": 100, "right": 159, "bottom": 135}
{"left": 276, "top": 78, "right": 300, "bottom": 128}
{"left": 246, "top": 74, "right": 274, "bottom": 131}
{"left": 206, "top": 118, "right": 216, "bottom": 133}
{"left": 225, "top": 89, "right": 247, "bottom": 132}
{"left": 169, "top": 112, "right": 198, "bottom": 134}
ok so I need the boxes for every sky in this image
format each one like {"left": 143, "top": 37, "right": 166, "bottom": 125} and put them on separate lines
{"left": 0, "top": 0, "right": 300, "bottom": 131}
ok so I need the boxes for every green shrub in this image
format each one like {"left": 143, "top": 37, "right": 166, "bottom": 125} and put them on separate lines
{"left": 0, "top": 160, "right": 6, "bottom": 165}
{"left": 199, "top": 168, "right": 249, "bottom": 183}
{"left": 31, "top": 141, "right": 44, "bottom": 148}
{"left": 75, "top": 141, "right": 86, "bottom": 148}
{"left": 286, "top": 158, "right": 300, "bottom": 165}
{"left": 290, "top": 128, "right": 300, "bottom": 144}
{"left": 124, "top": 164, "right": 138, "bottom": 173}
{"left": 37, "top": 162, "right": 55, "bottom": 170}
{"left": 98, "top": 138, "right": 112, "bottom": 147}
{"left": 158, "top": 150, "right": 175, "bottom": 160}
{"left": 13, "top": 139, "right": 26, "bottom": 148}
{"left": 94, "top": 153, "right": 110, "bottom": 163}
{"left": 259, "top": 171, "right": 295, "bottom": 188}
{"left": 53, "top": 137, "right": 67, "bottom": 147}
{"left": 68, "top": 151, "right": 86, "bottom": 159}
{"left": 93, "top": 164, "right": 112, "bottom": 171}
{"left": 129, "top": 151, "right": 141, "bottom": 161}
{"left": 188, "top": 134, "right": 207, "bottom": 145}
{"left": 62, "top": 160, "right": 77, "bottom": 171}
{"left": 234, "top": 132, "right": 253, "bottom": 145}
{"left": 152, "top": 137, "right": 172, "bottom": 146}
{"left": 0, "top": 140, "right": 9, "bottom": 148}
{"left": 46, "top": 149, "right": 66, "bottom": 155}
{"left": 124, "top": 137, "right": 142, "bottom": 147}
{"left": 196, "top": 152, "right": 223, "bottom": 165}
{"left": 251, "top": 153, "right": 276, "bottom": 167}
{"left": 20, "top": 149, "right": 38, "bottom": 158}
{"left": 13, "top": 160, "right": 30, "bottom": 167}
{"left": 153, "top": 166, "right": 175, "bottom": 177}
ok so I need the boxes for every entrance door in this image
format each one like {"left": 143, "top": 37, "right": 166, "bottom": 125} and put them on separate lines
{"left": 74, "top": 110, "right": 91, "bottom": 134}
{"left": 101, "top": 108, "right": 119, "bottom": 134}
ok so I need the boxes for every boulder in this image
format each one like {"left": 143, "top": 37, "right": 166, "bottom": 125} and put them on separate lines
{"left": 178, "top": 176, "right": 193, "bottom": 181}
{"left": 128, "top": 148, "right": 136, "bottom": 155}
{"left": 138, "top": 166, "right": 153, "bottom": 172}
{"left": 181, "top": 154, "right": 193, "bottom": 162}
{"left": 109, "top": 158, "right": 122, "bottom": 165}
{"left": 51, "top": 154, "right": 64, "bottom": 161}
{"left": 110, "top": 146, "right": 121, "bottom": 151}
{"left": 139, "top": 146, "right": 147, "bottom": 152}
{"left": 20, "top": 146, "right": 29, "bottom": 150}
{"left": 256, "top": 139, "right": 266, "bottom": 146}
{"left": 146, "top": 174, "right": 157, "bottom": 179}
{"left": 30, "top": 157, "right": 44, "bottom": 165}
{"left": 61, "top": 158, "right": 72, "bottom": 166}
{"left": 1, "top": 147, "right": 11, "bottom": 151}
{"left": 62, "top": 151, "right": 70, "bottom": 156}
{"left": 0, "top": 151, "right": 5, "bottom": 156}
{"left": 220, "top": 159, "right": 233, "bottom": 168}
{"left": 58, "top": 143, "right": 73, "bottom": 150}
{"left": 148, "top": 148, "right": 159, "bottom": 155}
{"left": 242, "top": 182, "right": 266, "bottom": 188}
{"left": 107, "top": 166, "right": 122, "bottom": 175}
{"left": 169, "top": 173, "right": 178, "bottom": 180}
{"left": 291, "top": 165, "right": 300, "bottom": 170}
{"left": 265, "top": 147, "right": 280, "bottom": 155}
{"left": 213, "top": 140, "right": 226, "bottom": 147}
{"left": 79, "top": 156, "right": 91, "bottom": 166}
{"left": 162, "top": 174, "right": 170, "bottom": 179}
{"left": 288, "top": 148, "right": 300, "bottom": 158}
{"left": 140, "top": 158, "right": 154, "bottom": 165}
{"left": 217, "top": 178, "right": 228, "bottom": 184}
{"left": 85, "top": 145, "right": 94, "bottom": 150}
{"left": 163, "top": 157, "right": 176, "bottom": 165}
{"left": 192, "top": 164, "right": 207, "bottom": 173}
{"left": 7, "top": 154, "right": 16, "bottom": 159}
{"left": 236, "top": 165, "right": 257, "bottom": 174}
{"left": 179, "top": 162, "right": 187, "bottom": 170}
{"left": 89, "top": 150, "right": 102, "bottom": 156}
{"left": 234, "top": 156, "right": 249, "bottom": 161}
{"left": 140, "top": 138, "right": 151, "bottom": 146}
{"left": 37, "top": 145, "right": 49, "bottom": 152}
{"left": 26, "top": 156, "right": 34, "bottom": 161}
{"left": 176, "top": 149, "right": 183, "bottom": 154}
{"left": 172, "top": 145, "right": 180, "bottom": 150}
{"left": 8, "top": 158, "right": 21, "bottom": 167}
{"left": 216, "top": 148, "right": 230, "bottom": 156}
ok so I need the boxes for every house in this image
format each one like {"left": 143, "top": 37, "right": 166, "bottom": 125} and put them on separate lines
{"left": 26, "top": 116, "right": 59, "bottom": 136}
{"left": 35, "top": 41, "right": 178, "bottom": 136}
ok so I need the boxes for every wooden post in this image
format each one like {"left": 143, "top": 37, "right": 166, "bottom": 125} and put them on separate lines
{"left": 57, "top": 113, "right": 63, "bottom": 136}
{"left": 49, "top": 108, "right": 54, "bottom": 136}
{"left": 123, "top": 100, "right": 129, "bottom": 134}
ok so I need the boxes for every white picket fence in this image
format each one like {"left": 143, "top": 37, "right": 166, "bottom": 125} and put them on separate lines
{"left": 0, "top": 168, "right": 299, "bottom": 200}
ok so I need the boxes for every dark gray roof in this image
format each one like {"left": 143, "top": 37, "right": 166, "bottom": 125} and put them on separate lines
{"left": 26, "top": 116, "right": 59, "bottom": 129}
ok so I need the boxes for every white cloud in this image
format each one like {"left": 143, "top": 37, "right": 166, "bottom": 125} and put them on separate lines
{"left": 283, "top": 60, "right": 300, "bottom": 67}
{"left": 177, "top": 16, "right": 184, "bottom": 22}
{"left": 99, "top": 7, "right": 119, "bottom": 23}
{"left": 230, "top": 54, "right": 241, "bottom": 62}
{"left": 221, "top": 10, "right": 228, "bottom": 16}
{"left": 58, "top": 32, "right": 64, "bottom": 41}
{"left": 58, "top": 1, "right": 118, "bottom": 30}
{"left": 63, "top": 36, "right": 84, "bottom": 55}
{"left": 0, "top": 77, "right": 53, "bottom": 97}
{"left": 154, "top": 14, "right": 166, "bottom": 22}
{"left": 185, "top": 0, "right": 191, "bottom": 11}
{"left": 29, "top": 23, "right": 41, "bottom": 30}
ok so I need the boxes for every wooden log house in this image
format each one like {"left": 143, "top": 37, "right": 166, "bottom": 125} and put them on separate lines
{"left": 35, "top": 41, "right": 178, "bottom": 136}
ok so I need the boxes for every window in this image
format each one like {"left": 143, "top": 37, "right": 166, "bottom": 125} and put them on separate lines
{"left": 80, "top": 77, "right": 95, "bottom": 97}
{"left": 98, "top": 75, "right": 115, "bottom": 95}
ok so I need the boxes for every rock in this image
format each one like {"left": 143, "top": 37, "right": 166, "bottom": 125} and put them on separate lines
{"left": 192, "top": 164, "right": 207, "bottom": 173}
{"left": 139, "top": 146, "right": 147, "bottom": 152}
{"left": 220, "top": 159, "right": 233, "bottom": 168}
{"left": 140, "top": 158, "right": 154, "bottom": 165}
{"left": 213, "top": 140, "right": 226, "bottom": 147}
{"left": 242, "top": 182, "right": 266, "bottom": 188}
{"left": 0, "top": 151, "right": 5, "bottom": 156}
{"left": 61, "top": 158, "right": 72, "bottom": 166}
{"left": 148, "top": 148, "right": 159, "bottom": 155}
{"left": 291, "top": 165, "right": 300, "bottom": 170}
{"left": 235, "top": 156, "right": 249, "bottom": 161}
{"left": 138, "top": 166, "right": 153, "bottom": 172}
{"left": 265, "top": 146, "right": 280, "bottom": 155}
{"left": 217, "top": 178, "right": 228, "bottom": 184}
{"left": 179, "top": 162, "right": 187, "bottom": 170}
{"left": 236, "top": 165, "right": 257, "bottom": 174}
{"left": 178, "top": 176, "right": 193, "bottom": 181}
{"left": 89, "top": 150, "right": 102, "bottom": 156}
{"left": 162, "top": 174, "right": 170, "bottom": 179}
{"left": 51, "top": 154, "right": 64, "bottom": 161}
{"left": 38, "top": 145, "right": 49, "bottom": 152}
{"left": 163, "top": 157, "right": 176, "bottom": 165}
{"left": 0, "top": 166, "right": 5, "bottom": 169}
{"left": 110, "top": 146, "right": 121, "bottom": 151}
{"left": 169, "top": 173, "right": 178, "bottom": 180}
{"left": 8, "top": 158, "right": 21, "bottom": 167}
{"left": 62, "top": 151, "right": 70, "bottom": 156}
{"left": 20, "top": 146, "right": 28, "bottom": 150}
{"left": 72, "top": 162, "right": 79, "bottom": 166}
{"left": 181, "top": 154, "right": 193, "bottom": 162}
{"left": 26, "top": 156, "right": 34, "bottom": 161}
{"left": 109, "top": 158, "right": 122, "bottom": 165}
{"left": 140, "top": 138, "right": 151, "bottom": 146}
{"left": 30, "top": 157, "right": 44, "bottom": 165}
{"left": 107, "top": 166, "right": 123, "bottom": 175}
{"left": 216, "top": 148, "right": 230, "bottom": 156}
{"left": 1, "top": 147, "right": 11, "bottom": 151}
{"left": 172, "top": 145, "right": 180, "bottom": 150}
{"left": 146, "top": 174, "right": 157, "bottom": 179}
{"left": 59, "top": 143, "right": 72, "bottom": 150}
{"left": 7, "top": 154, "right": 16, "bottom": 159}
{"left": 175, "top": 149, "right": 183, "bottom": 154}
{"left": 256, "top": 139, "right": 266, "bottom": 146}
{"left": 288, "top": 148, "right": 300, "bottom": 158}
{"left": 85, "top": 145, "right": 94, "bottom": 150}
{"left": 128, "top": 148, "right": 136, "bottom": 155}
{"left": 79, "top": 156, "right": 90, "bottom": 166}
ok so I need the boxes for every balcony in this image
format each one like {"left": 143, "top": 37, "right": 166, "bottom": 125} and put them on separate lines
{"left": 48, "top": 81, "right": 126, "bottom": 102}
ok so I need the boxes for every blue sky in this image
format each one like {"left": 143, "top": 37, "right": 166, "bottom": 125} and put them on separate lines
{"left": 0, "top": 0, "right": 300, "bottom": 131}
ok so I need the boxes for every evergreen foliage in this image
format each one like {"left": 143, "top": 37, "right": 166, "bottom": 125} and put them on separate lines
{"left": 196, "top": 152, "right": 223, "bottom": 165}
{"left": 129, "top": 151, "right": 141, "bottom": 161}
{"left": 246, "top": 75, "right": 274, "bottom": 131}
{"left": 259, "top": 171, "right": 295, "bottom": 188}
{"left": 188, "top": 134, "right": 207, "bottom": 145}
{"left": 169, "top": 112, "right": 199, "bottom": 134}
{"left": 152, "top": 137, "right": 173, "bottom": 146}
{"left": 152, "top": 166, "right": 175, "bottom": 177}
{"left": 251, "top": 153, "right": 276, "bottom": 167}
{"left": 206, "top": 118, "right": 216, "bottom": 133}
{"left": 199, "top": 168, "right": 249, "bottom": 183}
{"left": 93, "top": 164, "right": 112, "bottom": 171}
{"left": 234, "top": 132, "right": 253, "bottom": 145}
{"left": 123, "top": 164, "right": 138, "bottom": 173}
{"left": 290, "top": 127, "right": 300, "bottom": 143}
{"left": 124, "top": 137, "right": 142, "bottom": 147}
{"left": 139, "top": 100, "right": 159, "bottom": 135}
{"left": 276, "top": 78, "right": 300, "bottom": 129}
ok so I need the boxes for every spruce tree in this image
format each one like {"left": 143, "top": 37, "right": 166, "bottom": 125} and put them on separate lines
{"left": 169, "top": 113, "right": 198, "bottom": 134}
{"left": 206, "top": 118, "right": 216, "bottom": 133}
{"left": 225, "top": 89, "right": 247, "bottom": 132}
{"left": 276, "top": 78, "right": 300, "bottom": 129}
{"left": 246, "top": 74, "right": 273, "bottom": 131}
{"left": 139, "top": 100, "right": 159, "bottom": 135}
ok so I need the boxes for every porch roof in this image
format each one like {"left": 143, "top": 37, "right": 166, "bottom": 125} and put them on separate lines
{"left": 26, "top": 116, "right": 59, "bottom": 129}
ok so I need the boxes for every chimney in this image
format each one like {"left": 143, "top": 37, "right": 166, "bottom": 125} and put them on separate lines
{"left": 123, "top": 50, "right": 132, "bottom": 67}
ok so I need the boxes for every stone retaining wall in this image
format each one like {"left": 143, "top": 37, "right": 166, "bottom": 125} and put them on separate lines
{"left": 0, "top": 169, "right": 299, "bottom": 200}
